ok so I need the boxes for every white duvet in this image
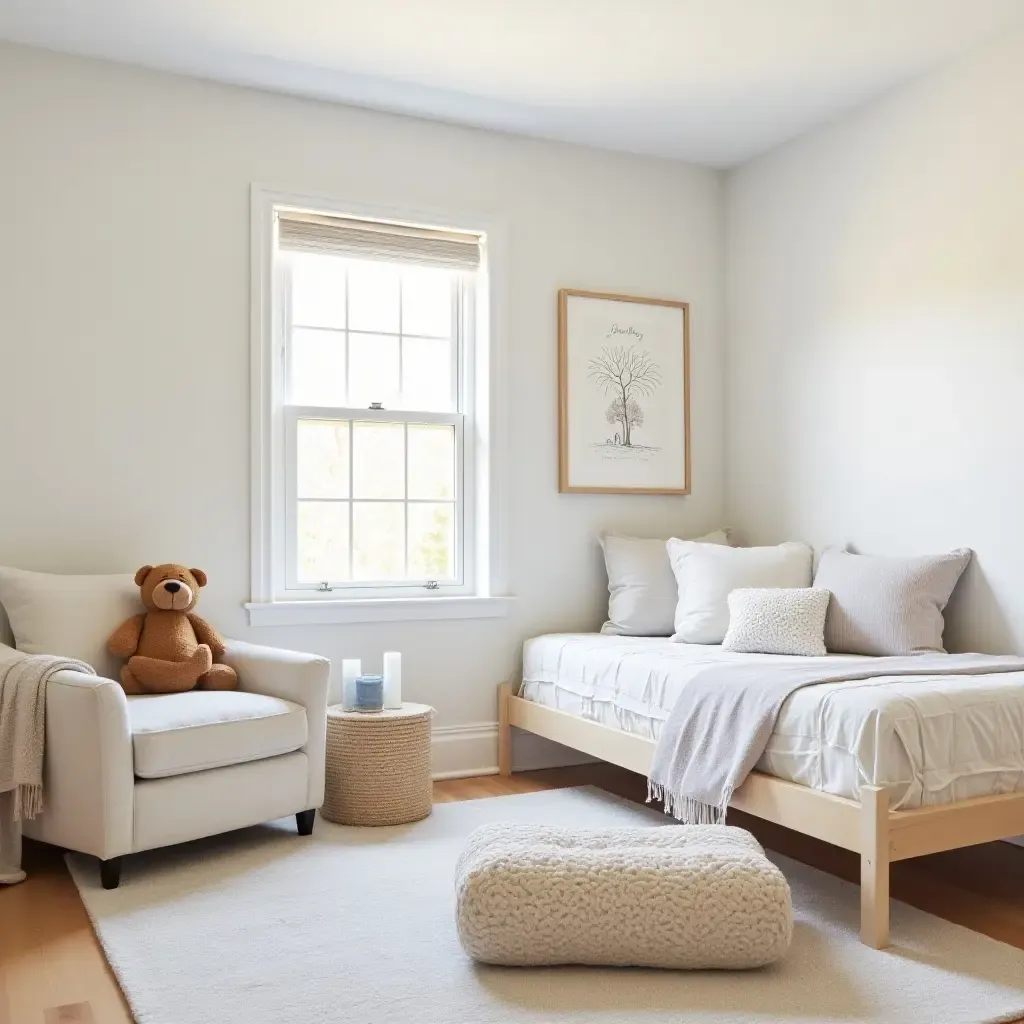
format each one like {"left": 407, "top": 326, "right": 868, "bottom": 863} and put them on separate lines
{"left": 520, "top": 634, "right": 1024, "bottom": 809}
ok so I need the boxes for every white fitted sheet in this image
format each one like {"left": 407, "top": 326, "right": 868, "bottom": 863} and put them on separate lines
{"left": 520, "top": 634, "right": 1024, "bottom": 809}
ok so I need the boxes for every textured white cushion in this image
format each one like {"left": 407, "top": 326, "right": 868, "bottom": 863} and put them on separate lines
{"left": 127, "top": 691, "right": 307, "bottom": 779}
{"left": 455, "top": 824, "right": 792, "bottom": 969}
{"left": 813, "top": 547, "right": 972, "bottom": 656}
{"left": 722, "top": 588, "right": 831, "bottom": 656}
{"left": 667, "top": 541, "right": 813, "bottom": 644}
{"left": 0, "top": 566, "right": 140, "bottom": 680}
{"left": 600, "top": 529, "right": 730, "bottom": 636}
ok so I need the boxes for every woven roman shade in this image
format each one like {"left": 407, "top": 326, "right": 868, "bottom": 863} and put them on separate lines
{"left": 277, "top": 211, "right": 482, "bottom": 271}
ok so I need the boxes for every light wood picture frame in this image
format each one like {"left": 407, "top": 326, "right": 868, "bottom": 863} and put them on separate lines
{"left": 558, "top": 289, "right": 690, "bottom": 494}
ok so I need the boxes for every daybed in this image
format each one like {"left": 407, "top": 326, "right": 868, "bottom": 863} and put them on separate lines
{"left": 498, "top": 634, "right": 1024, "bottom": 948}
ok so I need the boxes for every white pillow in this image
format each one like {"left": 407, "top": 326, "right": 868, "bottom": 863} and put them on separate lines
{"left": 600, "top": 529, "right": 731, "bottom": 637}
{"left": 722, "top": 588, "right": 831, "bottom": 657}
{"left": 667, "top": 541, "right": 814, "bottom": 644}
{"left": 0, "top": 566, "right": 142, "bottom": 679}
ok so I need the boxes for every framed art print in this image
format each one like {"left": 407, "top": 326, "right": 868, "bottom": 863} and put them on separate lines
{"left": 558, "top": 289, "right": 690, "bottom": 494}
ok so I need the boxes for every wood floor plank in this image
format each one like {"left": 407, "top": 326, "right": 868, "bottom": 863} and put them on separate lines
{"left": 44, "top": 1002, "right": 96, "bottom": 1023}
{"left": 1, "top": 840, "right": 133, "bottom": 1024}
{"left": 1, "top": 765, "right": 1022, "bottom": 1024}
{"left": 0, "top": 967, "right": 12, "bottom": 1024}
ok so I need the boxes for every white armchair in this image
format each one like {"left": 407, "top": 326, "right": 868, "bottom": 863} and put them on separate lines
{"left": 6, "top": 639, "right": 329, "bottom": 888}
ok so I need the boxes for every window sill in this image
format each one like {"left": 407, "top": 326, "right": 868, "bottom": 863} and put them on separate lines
{"left": 244, "top": 595, "right": 514, "bottom": 626}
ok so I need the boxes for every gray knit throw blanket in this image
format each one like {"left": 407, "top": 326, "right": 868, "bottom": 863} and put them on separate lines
{"left": 648, "top": 653, "right": 1024, "bottom": 824}
{"left": 0, "top": 654, "right": 95, "bottom": 820}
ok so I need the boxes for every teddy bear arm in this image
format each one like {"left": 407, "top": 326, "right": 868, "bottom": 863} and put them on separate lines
{"left": 187, "top": 613, "right": 227, "bottom": 657}
{"left": 107, "top": 614, "right": 145, "bottom": 659}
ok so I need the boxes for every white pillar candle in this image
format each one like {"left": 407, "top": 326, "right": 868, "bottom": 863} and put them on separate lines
{"left": 341, "top": 659, "right": 361, "bottom": 711}
{"left": 383, "top": 651, "right": 402, "bottom": 709}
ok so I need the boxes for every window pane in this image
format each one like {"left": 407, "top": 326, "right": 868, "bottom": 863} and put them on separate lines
{"left": 297, "top": 501, "right": 350, "bottom": 582}
{"left": 348, "top": 261, "right": 400, "bottom": 333}
{"left": 401, "top": 267, "right": 453, "bottom": 337}
{"left": 290, "top": 252, "right": 346, "bottom": 329}
{"left": 352, "top": 502, "right": 405, "bottom": 580}
{"left": 352, "top": 421, "right": 404, "bottom": 499}
{"left": 408, "top": 503, "right": 455, "bottom": 580}
{"left": 297, "top": 420, "right": 349, "bottom": 499}
{"left": 407, "top": 424, "right": 454, "bottom": 500}
{"left": 400, "top": 336, "right": 452, "bottom": 412}
{"left": 349, "top": 333, "right": 399, "bottom": 408}
{"left": 290, "top": 329, "right": 346, "bottom": 406}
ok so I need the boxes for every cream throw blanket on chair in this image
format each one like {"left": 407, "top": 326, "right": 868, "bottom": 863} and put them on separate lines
{"left": 0, "top": 653, "right": 94, "bottom": 883}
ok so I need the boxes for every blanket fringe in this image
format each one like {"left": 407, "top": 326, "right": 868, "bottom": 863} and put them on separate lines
{"left": 13, "top": 783, "right": 43, "bottom": 822}
{"left": 647, "top": 779, "right": 730, "bottom": 825}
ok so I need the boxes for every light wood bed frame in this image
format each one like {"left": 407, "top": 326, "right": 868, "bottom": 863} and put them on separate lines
{"left": 497, "top": 681, "right": 1024, "bottom": 948}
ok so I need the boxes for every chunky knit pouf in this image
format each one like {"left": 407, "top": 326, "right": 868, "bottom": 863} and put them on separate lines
{"left": 454, "top": 823, "right": 792, "bottom": 969}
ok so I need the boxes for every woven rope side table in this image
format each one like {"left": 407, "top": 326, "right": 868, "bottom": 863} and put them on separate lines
{"left": 322, "top": 703, "right": 434, "bottom": 826}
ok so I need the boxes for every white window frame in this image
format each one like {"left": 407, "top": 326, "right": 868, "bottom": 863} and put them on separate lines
{"left": 247, "top": 186, "right": 510, "bottom": 626}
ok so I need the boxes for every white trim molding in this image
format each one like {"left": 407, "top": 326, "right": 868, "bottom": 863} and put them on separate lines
{"left": 431, "top": 719, "right": 597, "bottom": 779}
{"left": 432, "top": 722, "right": 501, "bottom": 780}
{"left": 246, "top": 595, "right": 513, "bottom": 626}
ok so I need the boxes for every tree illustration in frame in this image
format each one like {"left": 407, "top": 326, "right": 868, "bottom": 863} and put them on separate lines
{"left": 558, "top": 289, "right": 689, "bottom": 495}
{"left": 588, "top": 346, "right": 662, "bottom": 450}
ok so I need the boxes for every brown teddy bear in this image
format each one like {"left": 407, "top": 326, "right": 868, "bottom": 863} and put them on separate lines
{"left": 107, "top": 564, "right": 238, "bottom": 694}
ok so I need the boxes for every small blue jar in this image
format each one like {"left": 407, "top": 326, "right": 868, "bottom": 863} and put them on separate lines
{"left": 354, "top": 674, "right": 384, "bottom": 713}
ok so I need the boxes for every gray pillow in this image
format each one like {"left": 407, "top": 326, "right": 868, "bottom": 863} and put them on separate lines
{"left": 600, "top": 530, "right": 730, "bottom": 637}
{"left": 812, "top": 547, "right": 971, "bottom": 655}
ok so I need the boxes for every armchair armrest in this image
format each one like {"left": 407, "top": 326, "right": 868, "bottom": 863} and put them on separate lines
{"left": 221, "top": 640, "right": 330, "bottom": 810}
{"left": 14, "top": 650, "right": 135, "bottom": 860}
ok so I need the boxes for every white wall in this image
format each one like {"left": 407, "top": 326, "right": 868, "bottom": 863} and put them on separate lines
{"left": 725, "top": 31, "right": 1024, "bottom": 655}
{"left": 0, "top": 43, "right": 724, "bottom": 773}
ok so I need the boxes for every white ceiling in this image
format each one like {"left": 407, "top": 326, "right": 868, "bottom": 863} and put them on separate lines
{"left": 2, "top": 0, "right": 1022, "bottom": 166}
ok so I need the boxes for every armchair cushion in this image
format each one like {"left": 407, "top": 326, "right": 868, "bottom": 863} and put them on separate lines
{"left": 0, "top": 567, "right": 140, "bottom": 679}
{"left": 128, "top": 691, "right": 307, "bottom": 779}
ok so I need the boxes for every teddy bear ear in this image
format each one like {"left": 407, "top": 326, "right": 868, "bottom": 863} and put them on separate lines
{"left": 190, "top": 568, "right": 208, "bottom": 588}
{"left": 134, "top": 565, "right": 153, "bottom": 586}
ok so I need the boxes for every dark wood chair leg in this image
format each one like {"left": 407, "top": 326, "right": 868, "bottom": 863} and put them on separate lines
{"left": 100, "top": 856, "right": 123, "bottom": 890}
{"left": 296, "top": 809, "right": 316, "bottom": 836}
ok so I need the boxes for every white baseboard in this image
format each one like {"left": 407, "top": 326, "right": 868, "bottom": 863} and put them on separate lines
{"left": 431, "top": 721, "right": 597, "bottom": 780}
{"left": 433, "top": 766, "right": 500, "bottom": 781}
{"left": 431, "top": 723, "right": 500, "bottom": 779}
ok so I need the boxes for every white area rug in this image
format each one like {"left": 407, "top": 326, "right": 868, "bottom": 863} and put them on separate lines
{"left": 69, "top": 787, "right": 1024, "bottom": 1024}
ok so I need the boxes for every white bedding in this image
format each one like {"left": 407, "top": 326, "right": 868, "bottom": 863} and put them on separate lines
{"left": 520, "top": 634, "right": 1024, "bottom": 809}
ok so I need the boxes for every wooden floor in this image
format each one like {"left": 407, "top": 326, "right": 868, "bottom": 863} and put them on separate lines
{"left": 3, "top": 764, "right": 1024, "bottom": 1023}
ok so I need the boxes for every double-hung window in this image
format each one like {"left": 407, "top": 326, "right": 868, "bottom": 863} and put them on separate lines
{"left": 270, "top": 209, "right": 483, "bottom": 605}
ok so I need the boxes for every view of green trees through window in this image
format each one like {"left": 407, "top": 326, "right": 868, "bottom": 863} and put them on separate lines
{"left": 286, "top": 251, "right": 461, "bottom": 586}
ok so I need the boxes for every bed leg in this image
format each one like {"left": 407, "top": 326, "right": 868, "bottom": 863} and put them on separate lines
{"left": 859, "top": 785, "right": 890, "bottom": 949}
{"left": 498, "top": 681, "right": 513, "bottom": 777}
